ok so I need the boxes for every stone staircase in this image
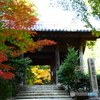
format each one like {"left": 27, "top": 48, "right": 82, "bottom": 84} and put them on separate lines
{"left": 14, "top": 85, "right": 74, "bottom": 100}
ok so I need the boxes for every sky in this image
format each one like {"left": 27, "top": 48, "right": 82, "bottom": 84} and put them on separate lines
{"left": 30, "top": 0, "right": 100, "bottom": 29}
{"left": 30, "top": 0, "right": 79, "bottom": 24}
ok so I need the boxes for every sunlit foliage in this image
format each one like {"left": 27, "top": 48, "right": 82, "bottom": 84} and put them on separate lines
{"left": 26, "top": 65, "right": 51, "bottom": 85}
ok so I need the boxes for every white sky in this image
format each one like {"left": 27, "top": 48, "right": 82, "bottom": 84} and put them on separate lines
{"left": 30, "top": 0, "right": 77, "bottom": 24}
{"left": 30, "top": 0, "right": 100, "bottom": 29}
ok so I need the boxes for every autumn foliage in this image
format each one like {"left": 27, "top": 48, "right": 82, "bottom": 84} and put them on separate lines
{"left": 0, "top": 0, "right": 37, "bottom": 29}
{"left": 27, "top": 65, "right": 51, "bottom": 85}
{"left": 0, "top": 70, "right": 15, "bottom": 80}
{"left": 0, "top": 0, "right": 56, "bottom": 56}
{"left": 0, "top": 52, "right": 15, "bottom": 79}
{"left": 0, "top": 52, "right": 8, "bottom": 63}
{"left": 0, "top": 0, "right": 56, "bottom": 79}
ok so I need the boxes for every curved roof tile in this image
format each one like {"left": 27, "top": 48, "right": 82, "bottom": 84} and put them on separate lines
{"left": 31, "top": 21, "right": 92, "bottom": 32}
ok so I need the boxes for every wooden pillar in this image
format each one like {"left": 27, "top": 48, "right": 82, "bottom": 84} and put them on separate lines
{"left": 55, "top": 44, "right": 60, "bottom": 84}
{"left": 20, "top": 54, "right": 26, "bottom": 85}
{"left": 79, "top": 43, "right": 84, "bottom": 71}
{"left": 51, "top": 59, "right": 56, "bottom": 84}
{"left": 50, "top": 44, "right": 60, "bottom": 84}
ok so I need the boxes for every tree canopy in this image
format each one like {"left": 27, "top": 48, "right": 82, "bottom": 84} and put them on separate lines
{"left": 0, "top": 0, "right": 56, "bottom": 57}
{"left": 0, "top": 0, "right": 56, "bottom": 80}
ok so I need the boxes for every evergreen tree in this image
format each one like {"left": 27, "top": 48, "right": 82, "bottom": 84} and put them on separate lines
{"left": 57, "top": 46, "right": 79, "bottom": 89}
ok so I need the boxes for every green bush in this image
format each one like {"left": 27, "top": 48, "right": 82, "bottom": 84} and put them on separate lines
{"left": 73, "top": 73, "right": 100, "bottom": 92}
{"left": 0, "top": 78, "right": 13, "bottom": 100}
{"left": 4, "top": 57, "right": 32, "bottom": 95}
{"left": 5, "top": 57, "right": 32, "bottom": 84}
{"left": 72, "top": 73, "right": 90, "bottom": 91}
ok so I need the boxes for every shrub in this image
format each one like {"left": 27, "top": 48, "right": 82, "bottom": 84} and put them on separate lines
{"left": 57, "top": 46, "right": 79, "bottom": 91}
{"left": 0, "top": 78, "right": 13, "bottom": 100}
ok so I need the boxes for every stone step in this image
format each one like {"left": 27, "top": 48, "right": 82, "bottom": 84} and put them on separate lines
{"left": 13, "top": 98, "right": 74, "bottom": 100}
{"left": 19, "top": 85, "right": 60, "bottom": 88}
{"left": 20, "top": 85, "right": 60, "bottom": 87}
{"left": 19, "top": 85, "right": 63, "bottom": 91}
{"left": 18, "top": 90, "right": 67, "bottom": 93}
{"left": 17, "top": 93, "right": 68, "bottom": 96}
{"left": 19, "top": 88, "right": 64, "bottom": 91}
{"left": 14, "top": 95, "right": 71, "bottom": 99}
{"left": 19, "top": 85, "right": 62, "bottom": 88}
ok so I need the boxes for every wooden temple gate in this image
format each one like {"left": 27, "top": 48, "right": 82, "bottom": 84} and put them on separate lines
{"left": 24, "top": 28, "right": 99, "bottom": 84}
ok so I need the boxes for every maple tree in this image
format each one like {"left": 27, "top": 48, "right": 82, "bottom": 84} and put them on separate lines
{"left": 0, "top": 52, "right": 15, "bottom": 79}
{"left": 0, "top": 0, "right": 56, "bottom": 56}
{"left": 0, "top": 0, "right": 56, "bottom": 79}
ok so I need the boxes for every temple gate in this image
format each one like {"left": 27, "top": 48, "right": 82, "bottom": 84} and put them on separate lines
{"left": 24, "top": 24, "right": 98, "bottom": 84}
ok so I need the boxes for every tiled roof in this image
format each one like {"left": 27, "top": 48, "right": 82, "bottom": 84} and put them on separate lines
{"left": 31, "top": 21, "right": 92, "bottom": 32}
